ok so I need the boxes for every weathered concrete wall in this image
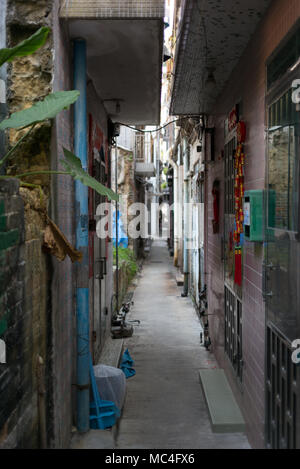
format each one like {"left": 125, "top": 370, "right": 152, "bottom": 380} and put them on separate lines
{"left": 52, "top": 1, "right": 115, "bottom": 443}
{"left": 117, "top": 147, "right": 136, "bottom": 250}
{"left": 206, "top": 0, "right": 300, "bottom": 449}
{"left": 51, "top": 0, "right": 75, "bottom": 448}
{"left": 86, "top": 83, "right": 116, "bottom": 364}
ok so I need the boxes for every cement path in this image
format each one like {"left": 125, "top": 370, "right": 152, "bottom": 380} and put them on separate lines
{"left": 116, "top": 241, "right": 250, "bottom": 449}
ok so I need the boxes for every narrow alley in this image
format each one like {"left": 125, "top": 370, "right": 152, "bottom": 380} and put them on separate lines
{"left": 1, "top": 0, "right": 300, "bottom": 452}
{"left": 116, "top": 241, "right": 250, "bottom": 450}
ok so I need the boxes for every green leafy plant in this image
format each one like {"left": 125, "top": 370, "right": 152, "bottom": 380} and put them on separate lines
{"left": 0, "top": 91, "right": 80, "bottom": 170}
{"left": 62, "top": 148, "right": 118, "bottom": 201}
{"left": 0, "top": 90, "right": 80, "bottom": 130}
{"left": 113, "top": 247, "right": 138, "bottom": 279}
{"left": 0, "top": 26, "right": 50, "bottom": 67}
{"left": 0, "top": 27, "right": 118, "bottom": 202}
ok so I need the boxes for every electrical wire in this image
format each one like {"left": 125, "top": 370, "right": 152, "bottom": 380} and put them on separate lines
{"left": 115, "top": 117, "right": 200, "bottom": 134}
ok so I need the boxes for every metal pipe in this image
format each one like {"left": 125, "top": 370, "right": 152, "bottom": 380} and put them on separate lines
{"left": 115, "top": 139, "right": 119, "bottom": 310}
{"left": 156, "top": 134, "right": 160, "bottom": 195}
{"left": 73, "top": 39, "right": 89, "bottom": 433}
{"left": 182, "top": 137, "right": 189, "bottom": 297}
{"left": 169, "top": 158, "right": 178, "bottom": 266}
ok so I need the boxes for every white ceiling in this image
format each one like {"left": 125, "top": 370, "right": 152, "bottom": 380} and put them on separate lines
{"left": 69, "top": 19, "right": 164, "bottom": 125}
{"left": 171, "top": 0, "right": 272, "bottom": 115}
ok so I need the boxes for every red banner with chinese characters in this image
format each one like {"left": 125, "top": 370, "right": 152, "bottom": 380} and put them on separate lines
{"left": 228, "top": 106, "right": 238, "bottom": 132}
{"left": 233, "top": 121, "right": 246, "bottom": 286}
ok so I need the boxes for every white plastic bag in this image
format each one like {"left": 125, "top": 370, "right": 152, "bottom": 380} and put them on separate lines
{"left": 93, "top": 364, "right": 126, "bottom": 411}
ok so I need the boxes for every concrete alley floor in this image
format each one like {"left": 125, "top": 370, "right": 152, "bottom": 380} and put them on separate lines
{"left": 116, "top": 240, "right": 250, "bottom": 450}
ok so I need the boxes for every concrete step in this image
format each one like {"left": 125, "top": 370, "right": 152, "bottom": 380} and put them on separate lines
{"left": 176, "top": 274, "right": 184, "bottom": 286}
{"left": 98, "top": 336, "right": 124, "bottom": 368}
{"left": 199, "top": 369, "right": 246, "bottom": 434}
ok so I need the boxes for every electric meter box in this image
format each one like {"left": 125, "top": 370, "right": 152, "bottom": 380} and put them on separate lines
{"left": 244, "top": 190, "right": 264, "bottom": 242}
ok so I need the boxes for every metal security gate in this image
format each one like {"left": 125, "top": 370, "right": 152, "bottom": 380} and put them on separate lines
{"left": 224, "top": 132, "right": 243, "bottom": 384}
{"left": 225, "top": 286, "right": 243, "bottom": 383}
{"left": 265, "top": 31, "right": 300, "bottom": 448}
{"left": 266, "top": 326, "right": 299, "bottom": 449}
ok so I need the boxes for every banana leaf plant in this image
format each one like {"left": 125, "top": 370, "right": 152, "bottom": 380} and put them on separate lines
{"left": 0, "top": 27, "right": 119, "bottom": 262}
{"left": 0, "top": 26, "right": 50, "bottom": 67}
{"left": 0, "top": 27, "right": 119, "bottom": 202}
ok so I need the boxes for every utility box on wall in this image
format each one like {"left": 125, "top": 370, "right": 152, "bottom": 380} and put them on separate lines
{"left": 244, "top": 190, "right": 264, "bottom": 242}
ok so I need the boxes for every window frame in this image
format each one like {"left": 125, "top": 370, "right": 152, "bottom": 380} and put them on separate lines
{"left": 266, "top": 54, "right": 300, "bottom": 236}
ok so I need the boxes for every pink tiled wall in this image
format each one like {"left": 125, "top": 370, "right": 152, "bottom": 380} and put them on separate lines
{"left": 206, "top": 0, "right": 300, "bottom": 449}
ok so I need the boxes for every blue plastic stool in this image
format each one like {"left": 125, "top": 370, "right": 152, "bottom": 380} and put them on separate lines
{"left": 89, "top": 355, "right": 120, "bottom": 429}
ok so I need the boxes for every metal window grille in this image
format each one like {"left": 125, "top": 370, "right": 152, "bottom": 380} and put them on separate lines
{"left": 135, "top": 133, "right": 145, "bottom": 162}
{"left": 225, "top": 286, "right": 243, "bottom": 383}
{"left": 135, "top": 133, "right": 152, "bottom": 163}
{"left": 266, "top": 326, "right": 299, "bottom": 449}
{"left": 236, "top": 299, "right": 243, "bottom": 382}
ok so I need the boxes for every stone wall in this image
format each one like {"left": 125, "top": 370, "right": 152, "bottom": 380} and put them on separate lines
{"left": 0, "top": 0, "right": 56, "bottom": 448}
{"left": 0, "top": 179, "right": 25, "bottom": 447}
{"left": 0, "top": 178, "right": 50, "bottom": 448}
{"left": 6, "top": 0, "right": 53, "bottom": 183}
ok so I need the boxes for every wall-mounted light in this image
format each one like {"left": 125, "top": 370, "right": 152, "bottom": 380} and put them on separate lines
{"left": 103, "top": 98, "right": 124, "bottom": 116}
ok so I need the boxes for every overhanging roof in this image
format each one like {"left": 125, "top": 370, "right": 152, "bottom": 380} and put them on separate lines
{"left": 170, "top": 0, "right": 272, "bottom": 116}
{"left": 61, "top": 1, "right": 165, "bottom": 125}
{"left": 60, "top": 0, "right": 165, "bottom": 19}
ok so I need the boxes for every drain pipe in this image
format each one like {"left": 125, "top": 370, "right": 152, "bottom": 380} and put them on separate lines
{"left": 168, "top": 158, "right": 178, "bottom": 266}
{"left": 182, "top": 137, "right": 189, "bottom": 297}
{"left": 74, "top": 39, "right": 90, "bottom": 433}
